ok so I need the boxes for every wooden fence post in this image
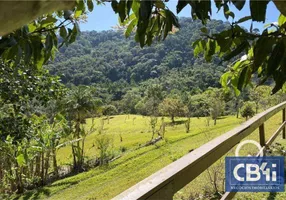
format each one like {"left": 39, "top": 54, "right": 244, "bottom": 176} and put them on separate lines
{"left": 259, "top": 123, "right": 265, "bottom": 147}
{"left": 283, "top": 109, "right": 286, "bottom": 139}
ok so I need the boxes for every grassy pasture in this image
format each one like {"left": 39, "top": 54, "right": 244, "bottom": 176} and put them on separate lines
{"left": 13, "top": 113, "right": 286, "bottom": 200}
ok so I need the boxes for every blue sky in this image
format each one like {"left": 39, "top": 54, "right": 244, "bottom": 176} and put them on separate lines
{"left": 80, "top": 1, "right": 280, "bottom": 32}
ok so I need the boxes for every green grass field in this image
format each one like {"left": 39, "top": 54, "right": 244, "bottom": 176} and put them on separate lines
{"left": 13, "top": 113, "right": 286, "bottom": 200}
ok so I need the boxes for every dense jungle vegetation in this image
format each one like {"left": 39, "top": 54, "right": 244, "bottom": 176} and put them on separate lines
{"left": 48, "top": 19, "right": 227, "bottom": 92}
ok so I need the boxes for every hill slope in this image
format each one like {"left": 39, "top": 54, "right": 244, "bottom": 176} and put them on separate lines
{"left": 47, "top": 18, "right": 229, "bottom": 96}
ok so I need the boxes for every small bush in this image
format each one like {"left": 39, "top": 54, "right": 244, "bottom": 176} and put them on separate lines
{"left": 95, "top": 134, "right": 113, "bottom": 166}
{"left": 102, "top": 105, "right": 118, "bottom": 116}
{"left": 120, "top": 146, "right": 127, "bottom": 153}
{"left": 241, "top": 101, "right": 255, "bottom": 120}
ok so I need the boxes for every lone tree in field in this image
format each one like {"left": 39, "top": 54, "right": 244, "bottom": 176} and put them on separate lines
{"left": 204, "top": 88, "right": 225, "bottom": 125}
{"left": 159, "top": 98, "right": 188, "bottom": 124}
{"left": 209, "top": 99, "right": 224, "bottom": 125}
{"left": 145, "top": 84, "right": 164, "bottom": 116}
{"left": 241, "top": 102, "right": 256, "bottom": 120}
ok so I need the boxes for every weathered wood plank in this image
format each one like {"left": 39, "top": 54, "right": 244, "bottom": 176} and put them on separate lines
{"left": 259, "top": 123, "right": 266, "bottom": 146}
{"left": 283, "top": 109, "right": 286, "bottom": 139}
{"left": 113, "top": 101, "right": 286, "bottom": 200}
{"left": 266, "top": 121, "right": 286, "bottom": 147}
{"left": 221, "top": 191, "right": 236, "bottom": 200}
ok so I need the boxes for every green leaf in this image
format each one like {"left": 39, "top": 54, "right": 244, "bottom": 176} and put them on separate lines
{"left": 205, "top": 39, "right": 216, "bottom": 61}
{"left": 236, "top": 16, "right": 252, "bottom": 24}
{"left": 231, "top": 0, "right": 246, "bottom": 10}
{"left": 87, "top": 0, "right": 94, "bottom": 12}
{"left": 6, "top": 45, "right": 18, "bottom": 60}
{"left": 177, "top": 0, "right": 188, "bottom": 14}
{"left": 136, "top": 20, "right": 149, "bottom": 47}
{"left": 132, "top": 0, "right": 140, "bottom": 18}
{"left": 74, "top": 10, "right": 83, "bottom": 18}
{"left": 41, "top": 16, "right": 57, "bottom": 28}
{"left": 220, "top": 71, "right": 231, "bottom": 88}
{"left": 60, "top": 26, "right": 67, "bottom": 39}
{"left": 118, "top": 0, "right": 127, "bottom": 22}
{"left": 75, "top": 0, "right": 85, "bottom": 18}
{"left": 223, "top": 4, "right": 234, "bottom": 19}
{"left": 224, "top": 4, "right": 235, "bottom": 19}
{"left": 140, "top": 1, "right": 152, "bottom": 21}
{"left": 233, "top": 60, "right": 243, "bottom": 70}
{"left": 14, "top": 45, "right": 22, "bottom": 67}
{"left": 223, "top": 41, "right": 249, "bottom": 61}
{"left": 193, "top": 40, "right": 206, "bottom": 57}
{"left": 231, "top": 76, "right": 241, "bottom": 96}
{"left": 155, "top": 0, "right": 165, "bottom": 9}
{"left": 267, "top": 41, "right": 285, "bottom": 76}
{"left": 45, "top": 33, "right": 53, "bottom": 52}
{"left": 28, "top": 23, "right": 37, "bottom": 32}
{"left": 69, "top": 22, "right": 80, "bottom": 44}
{"left": 214, "top": 0, "right": 222, "bottom": 9}
{"left": 215, "top": 32, "right": 233, "bottom": 53}
{"left": 125, "top": 18, "right": 137, "bottom": 37}
{"left": 24, "top": 42, "right": 32, "bottom": 64}
{"left": 190, "top": 0, "right": 211, "bottom": 24}
{"left": 127, "top": 0, "right": 133, "bottom": 16}
{"left": 163, "top": 10, "right": 174, "bottom": 40}
{"left": 111, "top": 1, "right": 119, "bottom": 13}
{"left": 250, "top": 0, "right": 269, "bottom": 22}
{"left": 272, "top": 71, "right": 286, "bottom": 94}
{"left": 16, "top": 154, "right": 26, "bottom": 166}
{"left": 31, "top": 37, "right": 45, "bottom": 69}
{"left": 253, "top": 37, "right": 275, "bottom": 71}
{"left": 169, "top": 9, "right": 180, "bottom": 28}
{"left": 278, "top": 14, "right": 286, "bottom": 26}
{"left": 237, "top": 67, "right": 248, "bottom": 90}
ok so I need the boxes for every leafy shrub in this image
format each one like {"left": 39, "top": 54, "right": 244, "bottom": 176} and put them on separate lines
{"left": 95, "top": 134, "right": 113, "bottom": 166}
{"left": 102, "top": 105, "right": 118, "bottom": 116}
{"left": 241, "top": 101, "right": 255, "bottom": 120}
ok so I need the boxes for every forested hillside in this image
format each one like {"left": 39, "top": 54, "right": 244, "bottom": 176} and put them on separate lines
{"left": 47, "top": 18, "right": 229, "bottom": 96}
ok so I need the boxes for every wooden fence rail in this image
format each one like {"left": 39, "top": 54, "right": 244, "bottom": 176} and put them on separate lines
{"left": 113, "top": 102, "right": 286, "bottom": 200}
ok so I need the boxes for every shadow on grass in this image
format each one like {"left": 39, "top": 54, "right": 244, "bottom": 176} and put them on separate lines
{"left": 166, "top": 120, "right": 186, "bottom": 126}
{"left": 217, "top": 116, "right": 228, "bottom": 120}
{"left": 267, "top": 192, "right": 277, "bottom": 200}
{"left": 12, "top": 179, "right": 81, "bottom": 200}
{"left": 11, "top": 188, "right": 51, "bottom": 200}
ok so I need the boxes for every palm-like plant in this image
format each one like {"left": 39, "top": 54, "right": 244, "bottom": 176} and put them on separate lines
{"left": 65, "top": 86, "right": 101, "bottom": 171}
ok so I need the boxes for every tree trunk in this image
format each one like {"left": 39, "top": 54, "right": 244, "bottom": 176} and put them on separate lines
{"left": 80, "top": 137, "right": 85, "bottom": 168}
{"left": 214, "top": 118, "right": 217, "bottom": 125}
{"left": 44, "top": 150, "right": 50, "bottom": 182}
{"left": 52, "top": 149, "right": 59, "bottom": 178}
{"left": 171, "top": 115, "right": 175, "bottom": 124}
{"left": 0, "top": 163, "right": 3, "bottom": 181}
{"left": 29, "top": 159, "right": 34, "bottom": 179}
{"left": 41, "top": 152, "right": 45, "bottom": 185}
{"left": 35, "top": 154, "right": 41, "bottom": 177}
{"left": 72, "top": 145, "right": 77, "bottom": 170}
{"left": 15, "top": 163, "right": 24, "bottom": 194}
